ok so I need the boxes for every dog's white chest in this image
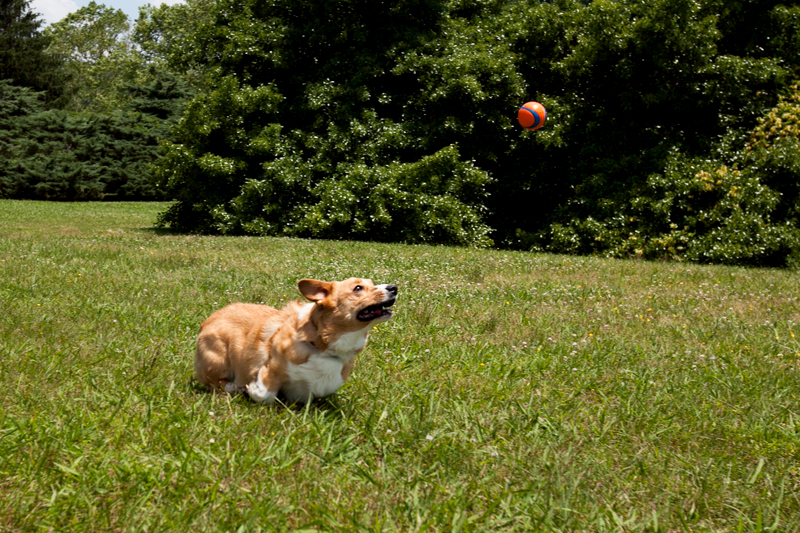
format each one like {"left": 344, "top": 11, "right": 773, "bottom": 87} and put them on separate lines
{"left": 284, "top": 355, "right": 345, "bottom": 403}
{"left": 329, "top": 329, "right": 369, "bottom": 356}
{"left": 281, "top": 330, "right": 369, "bottom": 403}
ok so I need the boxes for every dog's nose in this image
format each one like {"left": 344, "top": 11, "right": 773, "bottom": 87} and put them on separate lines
{"left": 385, "top": 285, "right": 398, "bottom": 296}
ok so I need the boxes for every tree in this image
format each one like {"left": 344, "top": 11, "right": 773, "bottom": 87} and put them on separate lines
{"left": 497, "top": 0, "right": 795, "bottom": 265}
{"left": 151, "top": 0, "right": 800, "bottom": 263}
{"left": 155, "top": 0, "right": 493, "bottom": 246}
{"left": 132, "top": 0, "right": 217, "bottom": 91}
{"left": 124, "top": 67, "right": 194, "bottom": 121}
{"left": 0, "top": 0, "right": 65, "bottom": 104}
{"left": 1, "top": 0, "right": 195, "bottom": 202}
{"left": 44, "top": 1, "right": 142, "bottom": 113}
{"left": 0, "top": 72, "right": 192, "bottom": 201}
{"left": 0, "top": 80, "right": 44, "bottom": 194}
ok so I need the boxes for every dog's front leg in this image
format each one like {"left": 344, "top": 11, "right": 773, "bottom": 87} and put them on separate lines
{"left": 246, "top": 365, "right": 281, "bottom": 403}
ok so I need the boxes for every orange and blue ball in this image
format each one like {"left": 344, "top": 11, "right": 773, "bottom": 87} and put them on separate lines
{"left": 518, "top": 101, "right": 546, "bottom": 131}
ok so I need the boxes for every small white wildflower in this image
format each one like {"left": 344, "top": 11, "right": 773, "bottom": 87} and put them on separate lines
{"left": 425, "top": 434, "right": 434, "bottom": 441}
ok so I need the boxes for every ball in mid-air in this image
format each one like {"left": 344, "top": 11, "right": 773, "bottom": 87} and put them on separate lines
{"left": 518, "top": 101, "right": 546, "bottom": 131}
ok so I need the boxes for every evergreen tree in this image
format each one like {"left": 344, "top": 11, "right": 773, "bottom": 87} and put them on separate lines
{"left": 0, "top": 0, "right": 65, "bottom": 105}
{"left": 0, "top": 71, "right": 192, "bottom": 201}
{"left": 124, "top": 67, "right": 193, "bottom": 121}
{"left": 0, "top": 80, "right": 43, "bottom": 194}
{"left": 0, "top": 78, "right": 43, "bottom": 127}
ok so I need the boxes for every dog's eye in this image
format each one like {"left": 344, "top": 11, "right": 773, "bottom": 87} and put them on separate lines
{"left": 354, "top": 285, "right": 363, "bottom": 292}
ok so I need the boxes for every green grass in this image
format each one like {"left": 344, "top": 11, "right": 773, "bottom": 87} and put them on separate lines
{"left": 1, "top": 199, "right": 799, "bottom": 532}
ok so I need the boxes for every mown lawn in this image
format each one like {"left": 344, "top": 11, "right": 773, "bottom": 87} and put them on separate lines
{"left": 1, "top": 200, "right": 799, "bottom": 532}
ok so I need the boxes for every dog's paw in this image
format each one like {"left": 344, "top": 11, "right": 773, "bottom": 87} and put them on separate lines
{"left": 246, "top": 379, "right": 277, "bottom": 403}
{"left": 224, "top": 382, "right": 245, "bottom": 394}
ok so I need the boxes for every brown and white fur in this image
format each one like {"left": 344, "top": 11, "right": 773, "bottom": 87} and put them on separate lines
{"left": 194, "top": 278, "right": 397, "bottom": 404}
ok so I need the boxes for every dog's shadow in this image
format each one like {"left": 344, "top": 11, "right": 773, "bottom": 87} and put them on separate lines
{"left": 263, "top": 392, "right": 345, "bottom": 414}
{"left": 187, "top": 378, "right": 347, "bottom": 415}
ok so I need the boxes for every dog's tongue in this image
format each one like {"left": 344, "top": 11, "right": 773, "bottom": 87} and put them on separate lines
{"left": 357, "top": 302, "right": 394, "bottom": 321}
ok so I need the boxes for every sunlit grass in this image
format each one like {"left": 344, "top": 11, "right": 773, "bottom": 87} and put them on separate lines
{"left": 1, "top": 200, "right": 799, "bottom": 532}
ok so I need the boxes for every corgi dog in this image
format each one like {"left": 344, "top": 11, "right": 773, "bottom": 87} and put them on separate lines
{"left": 194, "top": 278, "right": 397, "bottom": 404}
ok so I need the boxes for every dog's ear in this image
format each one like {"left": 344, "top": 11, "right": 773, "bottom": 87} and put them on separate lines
{"left": 298, "top": 279, "right": 332, "bottom": 302}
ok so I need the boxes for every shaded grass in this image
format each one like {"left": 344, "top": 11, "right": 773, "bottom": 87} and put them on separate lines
{"left": 1, "top": 200, "right": 799, "bottom": 532}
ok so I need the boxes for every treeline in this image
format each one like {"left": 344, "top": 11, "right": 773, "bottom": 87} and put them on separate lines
{"left": 2, "top": 0, "right": 800, "bottom": 266}
{"left": 0, "top": 0, "right": 192, "bottom": 200}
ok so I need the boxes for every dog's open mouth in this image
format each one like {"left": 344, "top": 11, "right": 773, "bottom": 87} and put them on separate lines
{"left": 357, "top": 299, "right": 396, "bottom": 322}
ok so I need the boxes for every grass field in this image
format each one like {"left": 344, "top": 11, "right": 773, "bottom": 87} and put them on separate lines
{"left": 1, "top": 200, "right": 799, "bottom": 532}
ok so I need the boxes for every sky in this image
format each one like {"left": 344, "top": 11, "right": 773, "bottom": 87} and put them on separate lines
{"left": 32, "top": 0, "right": 184, "bottom": 26}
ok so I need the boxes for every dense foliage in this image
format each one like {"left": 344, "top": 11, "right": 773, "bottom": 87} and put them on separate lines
{"left": 513, "top": 0, "right": 800, "bottom": 267}
{"left": 0, "top": 75, "right": 191, "bottom": 200}
{"left": 132, "top": 0, "right": 217, "bottom": 92}
{"left": 155, "top": 0, "right": 493, "bottom": 246}
{"left": 552, "top": 84, "right": 800, "bottom": 267}
{"left": 153, "top": 0, "right": 800, "bottom": 264}
{"left": 3, "top": 0, "right": 800, "bottom": 263}
{"left": 44, "top": 1, "right": 139, "bottom": 114}
{"left": 0, "top": 0, "right": 195, "bottom": 201}
{"left": 0, "top": 0, "right": 64, "bottom": 105}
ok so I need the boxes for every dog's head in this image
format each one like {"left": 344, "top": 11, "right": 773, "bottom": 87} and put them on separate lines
{"left": 298, "top": 277, "right": 397, "bottom": 329}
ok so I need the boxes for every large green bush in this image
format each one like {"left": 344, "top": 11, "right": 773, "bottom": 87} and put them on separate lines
{"left": 157, "top": 73, "right": 492, "bottom": 245}
{"left": 151, "top": 0, "right": 800, "bottom": 261}
{"left": 640, "top": 155, "right": 799, "bottom": 266}
{"left": 537, "top": 84, "right": 800, "bottom": 267}
{"left": 504, "top": 0, "right": 800, "bottom": 265}
{"left": 155, "top": 0, "right": 493, "bottom": 246}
